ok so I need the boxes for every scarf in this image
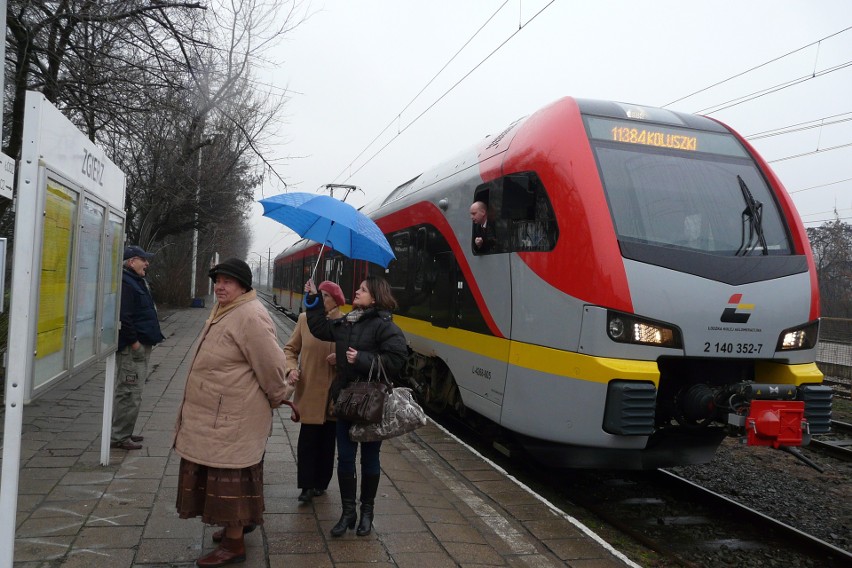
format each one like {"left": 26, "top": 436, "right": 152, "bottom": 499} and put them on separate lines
{"left": 346, "top": 308, "right": 367, "bottom": 323}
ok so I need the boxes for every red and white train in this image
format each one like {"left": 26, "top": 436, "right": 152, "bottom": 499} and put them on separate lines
{"left": 272, "top": 96, "right": 832, "bottom": 468}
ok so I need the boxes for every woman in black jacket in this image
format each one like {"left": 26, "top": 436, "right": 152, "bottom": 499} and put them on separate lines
{"left": 304, "top": 276, "right": 407, "bottom": 537}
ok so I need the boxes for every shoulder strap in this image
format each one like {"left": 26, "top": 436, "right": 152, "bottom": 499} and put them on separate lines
{"left": 367, "top": 355, "right": 391, "bottom": 386}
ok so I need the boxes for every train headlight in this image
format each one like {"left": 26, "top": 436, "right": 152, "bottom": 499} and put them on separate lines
{"left": 776, "top": 320, "right": 819, "bottom": 351}
{"left": 607, "top": 318, "right": 626, "bottom": 340}
{"left": 606, "top": 311, "right": 682, "bottom": 348}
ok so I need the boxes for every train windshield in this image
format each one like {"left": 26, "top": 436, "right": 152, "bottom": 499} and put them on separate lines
{"left": 585, "top": 116, "right": 792, "bottom": 257}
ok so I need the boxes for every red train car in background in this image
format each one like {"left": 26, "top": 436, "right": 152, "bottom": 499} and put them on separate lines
{"left": 273, "top": 97, "right": 832, "bottom": 468}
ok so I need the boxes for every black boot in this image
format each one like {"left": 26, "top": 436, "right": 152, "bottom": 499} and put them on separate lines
{"left": 298, "top": 488, "right": 313, "bottom": 504}
{"left": 356, "top": 474, "right": 380, "bottom": 536}
{"left": 330, "top": 472, "right": 357, "bottom": 537}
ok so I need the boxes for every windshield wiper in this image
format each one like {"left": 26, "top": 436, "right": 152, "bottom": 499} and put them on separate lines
{"left": 735, "top": 175, "right": 768, "bottom": 256}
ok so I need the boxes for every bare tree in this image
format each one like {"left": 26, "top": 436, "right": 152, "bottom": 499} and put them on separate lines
{"left": 808, "top": 218, "right": 852, "bottom": 318}
{"left": 2, "top": 0, "right": 305, "bottom": 305}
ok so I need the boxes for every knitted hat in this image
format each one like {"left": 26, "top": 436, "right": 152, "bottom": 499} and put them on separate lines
{"left": 209, "top": 258, "right": 253, "bottom": 291}
{"left": 318, "top": 281, "right": 345, "bottom": 306}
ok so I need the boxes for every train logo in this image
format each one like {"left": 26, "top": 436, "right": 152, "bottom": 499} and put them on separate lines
{"left": 721, "top": 294, "right": 754, "bottom": 323}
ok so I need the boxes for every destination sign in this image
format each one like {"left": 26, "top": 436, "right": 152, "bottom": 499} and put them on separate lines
{"left": 585, "top": 116, "right": 748, "bottom": 157}
{"left": 610, "top": 126, "right": 698, "bottom": 151}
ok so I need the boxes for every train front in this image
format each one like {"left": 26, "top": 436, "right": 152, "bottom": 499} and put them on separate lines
{"left": 506, "top": 98, "right": 832, "bottom": 468}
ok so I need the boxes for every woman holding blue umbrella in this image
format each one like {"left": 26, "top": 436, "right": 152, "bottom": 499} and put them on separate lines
{"left": 303, "top": 276, "right": 407, "bottom": 537}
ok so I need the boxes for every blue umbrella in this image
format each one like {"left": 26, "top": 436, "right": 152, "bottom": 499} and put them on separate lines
{"left": 259, "top": 192, "right": 395, "bottom": 280}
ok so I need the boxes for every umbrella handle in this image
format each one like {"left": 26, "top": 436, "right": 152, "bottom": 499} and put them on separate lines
{"left": 303, "top": 294, "right": 320, "bottom": 308}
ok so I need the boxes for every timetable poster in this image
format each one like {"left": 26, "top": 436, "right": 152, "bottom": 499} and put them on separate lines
{"left": 101, "top": 212, "right": 124, "bottom": 352}
{"left": 34, "top": 180, "right": 78, "bottom": 388}
{"left": 73, "top": 198, "right": 105, "bottom": 366}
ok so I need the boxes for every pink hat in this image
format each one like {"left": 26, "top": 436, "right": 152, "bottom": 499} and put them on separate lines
{"left": 318, "top": 281, "right": 345, "bottom": 306}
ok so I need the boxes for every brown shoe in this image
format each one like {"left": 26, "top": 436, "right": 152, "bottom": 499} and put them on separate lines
{"left": 110, "top": 440, "right": 142, "bottom": 450}
{"left": 211, "top": 524, "right": 256, "bottom": 543}
{"left": 130, "top": 435, "right": 144, "bottom": 442}
{"left": 196, "top": 536, "right": 246, "bottom": 567}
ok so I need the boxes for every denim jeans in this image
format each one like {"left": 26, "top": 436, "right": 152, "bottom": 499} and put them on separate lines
{"left": 336, "top": 419, "right": 382, "bottom": 476}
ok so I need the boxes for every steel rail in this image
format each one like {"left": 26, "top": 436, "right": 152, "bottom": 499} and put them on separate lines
{"left": 655, "top": 469, "right": 852, "bottom": 564}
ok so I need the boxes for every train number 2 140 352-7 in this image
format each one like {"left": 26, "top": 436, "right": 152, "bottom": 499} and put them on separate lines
{"left": 704, "top": 342, "right": 763, "bottom": 354}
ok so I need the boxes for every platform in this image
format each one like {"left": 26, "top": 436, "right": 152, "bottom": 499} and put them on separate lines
{"left": 1, "top": 302, "right": 638, "bottom": 567}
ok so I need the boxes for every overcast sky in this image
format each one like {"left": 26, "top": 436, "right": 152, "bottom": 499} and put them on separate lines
{"left": 248, "top": 0, "right": 852, "bottom": 261}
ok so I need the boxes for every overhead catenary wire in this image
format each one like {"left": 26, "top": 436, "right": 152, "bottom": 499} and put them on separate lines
{"left": 789, "top": 177, "right": 852, "bottom": 194}
{"left": 745, "top": 112, "right": 852, "bottom": 140}
{"left": 334, "top": 0, "right": 557, "bottom": 184}
{"left": 802, "top": 215, "right": 852, "bottom": 225}
{"left": 662, "top": 25, "right": 852, "bottom": 108}
{"left": 258, "top": 3, "right": 518, "bottom": 255}
{"left": 330, "top": 0, "right": 512, "bottom": 184}
{"left": 800, "top": 207, "right": 852, "bottom": 218}
{"left": 663, "top": 26, "right": 852, "bottom": 209}
{"left": 767, "top": 141, "right": 852, "bottom": 163}
{"left": 260, "top": 2, "right": 559, "bottom": 254}
{"left": 696, "top": 59, "right": 852, "bottom": 115}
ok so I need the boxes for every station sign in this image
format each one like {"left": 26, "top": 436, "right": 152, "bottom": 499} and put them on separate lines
{"left": 0, "top": 152, "right": 14, "bottom": 199}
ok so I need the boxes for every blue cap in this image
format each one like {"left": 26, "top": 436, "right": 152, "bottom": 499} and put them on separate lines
{"left": 124, "top": 245, "right": 154, "bottom": 260}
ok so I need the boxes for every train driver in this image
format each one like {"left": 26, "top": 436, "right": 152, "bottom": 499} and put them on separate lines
{"left": 469, "top": 200, "right": 496, "bottom": 253}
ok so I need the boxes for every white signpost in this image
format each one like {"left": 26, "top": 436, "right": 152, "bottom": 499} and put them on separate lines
{"left": 0, "top": 91, "right": 126, "bottom": 567}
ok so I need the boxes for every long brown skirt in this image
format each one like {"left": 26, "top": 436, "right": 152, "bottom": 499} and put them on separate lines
{"left": 176, "top": 458, "right": 265, "bottom": 528}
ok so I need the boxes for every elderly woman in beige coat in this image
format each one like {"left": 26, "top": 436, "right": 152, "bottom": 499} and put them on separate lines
{"left": 284, "top": 280, "right": 345, "bottom": 505}
{"left": 173, "top": 258, "right": 295, "bottom": 568}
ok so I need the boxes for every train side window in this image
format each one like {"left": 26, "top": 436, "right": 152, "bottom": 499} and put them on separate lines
{"left": 502, "top": 172, "right": 558, "bottom": 252}
{"left": 475, "top": 174, "right": 557, "bottom": 253}
{"left": 387, "top": 231, "right": 410, "bottom": 291}
{"left": 340, "top": 258, "right": 354, "bottom": 302}
{"left": 413, "top": 228, "right": 429, "bottom": 292}
{"left": 303, "top": 255, "right": 313, "bottom": 288}
{"left": 325, "top": 253, "right": 344, "bottom": 288}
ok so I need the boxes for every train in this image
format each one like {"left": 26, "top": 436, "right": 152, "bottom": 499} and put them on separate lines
{"left": 271, "top": 96, "right": 833, "bottom": 469}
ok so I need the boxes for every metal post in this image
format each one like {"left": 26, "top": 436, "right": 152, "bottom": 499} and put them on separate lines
{"left": 100, "top": 353, "right": 117, "bottom": 465}
{"left": 190, "top": 148, "right": 201, "bottom": 302}
{"left": 0, "top": 0, "right": 6, "bottom": 143}
{"left": 251, "top": 252, "right": 263, "bottom": 288}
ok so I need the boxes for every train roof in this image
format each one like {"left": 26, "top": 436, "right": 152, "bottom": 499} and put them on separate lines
{"left": 363, "top": 96, "right": 730, "bottom": 218}
{"left": 574, "top": 98, "right": 728, "bottom": 132}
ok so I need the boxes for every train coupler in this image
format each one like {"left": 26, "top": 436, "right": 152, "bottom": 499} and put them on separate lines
{"left": 734, "top": 399, "right": 806, "bottom": 448}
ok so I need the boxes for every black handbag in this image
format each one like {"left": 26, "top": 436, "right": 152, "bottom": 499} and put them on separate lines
{"left": 333, "top": 356, "right": 391, "bottom": 424}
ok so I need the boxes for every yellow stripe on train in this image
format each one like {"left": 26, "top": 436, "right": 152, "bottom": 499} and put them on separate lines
{"left": 755, "top": 361, "right": 823, "bottom": 385}
{"left": 509, "top": 345, "right": 661, "bottom": 385}
{"left": 394, "top": 314, "right": 660, "bottom": 386}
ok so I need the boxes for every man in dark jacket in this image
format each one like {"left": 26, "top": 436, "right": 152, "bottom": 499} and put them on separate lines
{"left": 111, "top": 245, "right": 166, "bottom": 450}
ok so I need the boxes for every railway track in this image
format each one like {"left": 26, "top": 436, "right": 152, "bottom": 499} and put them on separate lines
{"left": 257, "top": 290, "right": 298, "bottom": 336}
{"left": 809, "top": 419, "right": 852, "bottom": 462}
{"left": 822, "top": 376, "right": 851, "bottom": 401}
{"left": 543, "top": 467, "right": 852, "bottom": 568}
{"left": 428, "top": 410, "right": 852, "bottom": 567}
